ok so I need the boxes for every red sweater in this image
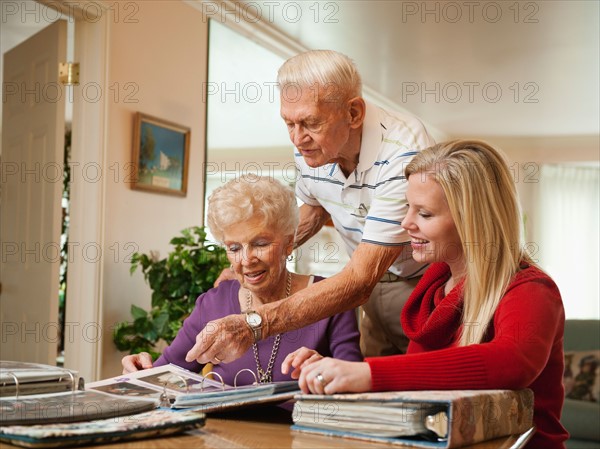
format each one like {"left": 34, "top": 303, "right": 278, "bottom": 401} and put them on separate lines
{"left": 367, "top": 262, "right": 568, "bottom": 449}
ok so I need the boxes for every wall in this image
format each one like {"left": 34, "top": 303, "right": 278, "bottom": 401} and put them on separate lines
{"left": 99, "top": 1, "right": 209, "bottom": 379}
{"left": 477, "top": 134, "right": 599, "bottom": 240}
{"left": 95, "top": 3, "right": 597, "bottom": 377}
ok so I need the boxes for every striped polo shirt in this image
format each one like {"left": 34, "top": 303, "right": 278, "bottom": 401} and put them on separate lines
{"left": 295, "top": 102, "right": 436, "bottom": 278}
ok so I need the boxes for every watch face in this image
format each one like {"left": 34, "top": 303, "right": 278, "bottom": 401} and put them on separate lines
{"left": 247, "top": 312, "right": 262, "bottom": 327}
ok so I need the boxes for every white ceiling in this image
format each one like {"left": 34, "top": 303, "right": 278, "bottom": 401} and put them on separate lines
{"left": 229, "top": 0, "right": 599, "bottom": 141}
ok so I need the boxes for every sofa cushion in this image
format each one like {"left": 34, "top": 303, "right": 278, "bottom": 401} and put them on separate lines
{"left": 563, "top": 320, "right": 600, "bottom": 352}
{"left": 561, "top": 398, "right": 600, "bottom": 441}
{"left": 564, "top": 350, "right": 600, "bottom": 402}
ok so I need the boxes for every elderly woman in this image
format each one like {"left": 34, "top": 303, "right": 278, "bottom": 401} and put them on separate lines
{"left": 122, "top": 175, "right": 362, "bottom": 385}
{"left": 283, "top": 140, "right": 568, "bottom": 448}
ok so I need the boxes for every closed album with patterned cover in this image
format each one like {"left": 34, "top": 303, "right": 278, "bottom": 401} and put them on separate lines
{"left": 0, "top": 408, "right": 206, "bottom": 448}
{"left": 291, "top": 389, "right": 534, "bottom": 448}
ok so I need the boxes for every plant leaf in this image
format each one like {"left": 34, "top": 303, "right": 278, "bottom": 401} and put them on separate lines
{"left": 131, "top": 304, "right": 148, "bottom": 320}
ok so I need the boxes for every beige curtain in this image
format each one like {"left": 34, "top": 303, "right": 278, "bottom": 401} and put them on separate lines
{"left": 535, "top": 164, "right": 599, "bottom": 318}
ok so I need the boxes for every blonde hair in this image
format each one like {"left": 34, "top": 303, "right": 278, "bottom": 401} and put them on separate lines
{"left": 277, "top": 50, "right": 362, "bottom": 105}
{"left": 405, "top": 140, "right": 533, "bottom": 346}
{"left": 207, "top": 175, "right": 299, "bottom": 243}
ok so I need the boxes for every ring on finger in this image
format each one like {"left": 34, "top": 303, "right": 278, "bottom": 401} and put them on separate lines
{"left": 213, "top": 355, "right": 222, "bottom": 364}
{"left": 315, "top": 372, "right": 328, "bottom": 387}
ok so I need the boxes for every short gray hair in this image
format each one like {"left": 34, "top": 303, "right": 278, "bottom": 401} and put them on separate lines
{"left": 277, "top": 50, "right": 362, "bottom": 104}
{"left": 207, "top": 175, "right": 299, "bottom": 242}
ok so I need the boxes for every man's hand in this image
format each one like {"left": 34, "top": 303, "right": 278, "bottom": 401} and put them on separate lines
{"left": 185, "top": 314, "right": 253, "bottom": 364}
{"left": 213, "top": 266, "right": 235, "bottom": 288}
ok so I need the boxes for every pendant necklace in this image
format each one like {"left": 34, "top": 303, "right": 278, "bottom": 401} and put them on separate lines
{"left": 246, "top": 271, "right": 291, "bottom": 383}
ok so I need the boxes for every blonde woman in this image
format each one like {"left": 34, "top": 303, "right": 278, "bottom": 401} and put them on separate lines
{"left": 283, "top": 140, "right": 568, "bottom": 448}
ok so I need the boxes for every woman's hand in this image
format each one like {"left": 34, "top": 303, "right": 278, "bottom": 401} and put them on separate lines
{"left": 121, "top": 352, "right": 153, "bottom": 374}
{"left": 281, "top": 347, "right": 324, "bottom": 379}
{"left": 296, "top": 358, "right": 372, "bottom": 395}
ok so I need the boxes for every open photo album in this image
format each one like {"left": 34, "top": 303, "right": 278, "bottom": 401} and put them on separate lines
{"left": 86, "top": 363, "right": 300, "bottom": 412}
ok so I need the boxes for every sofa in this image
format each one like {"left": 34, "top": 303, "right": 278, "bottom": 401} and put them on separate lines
{"left": 562, "top": 319, "right": 600, "bottom": 449}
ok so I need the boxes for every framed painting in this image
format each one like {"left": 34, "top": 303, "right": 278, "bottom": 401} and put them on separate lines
{"left": 131, "top": 113, "right": 190, "bottom": 196}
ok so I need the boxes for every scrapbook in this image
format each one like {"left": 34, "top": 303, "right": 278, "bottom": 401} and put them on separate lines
{"left": 0, "top": 361, "right": 81, "bottom": 397}
{"left": 86, "top": 364, "right": 300, "bottom": 412}
{"left": 0, "top": 361, "right": 157, "bottom": 426}
{"left": 291, "top": 389, "right": 534, "bottom": 448}
{"left": 0, "top": 408, "right": 206, "bottom": 448}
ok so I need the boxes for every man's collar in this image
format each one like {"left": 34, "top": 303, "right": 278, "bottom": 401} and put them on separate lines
{"left": 354, "top": 101, "right": 382, "bottom": 179}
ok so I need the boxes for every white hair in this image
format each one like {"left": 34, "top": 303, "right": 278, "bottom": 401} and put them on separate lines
{"left": 207, "top": 175, "right": 299, "bottom": 243}
{"left": 277, "top": 50, "right": 362, "bottom": 104}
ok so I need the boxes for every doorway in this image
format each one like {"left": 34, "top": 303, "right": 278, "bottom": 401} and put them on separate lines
{"left": 1, "top": 15, "right": 71, "bottom": 366}
{"left": 0, "top": 0, "right": 108, "bottom": 381}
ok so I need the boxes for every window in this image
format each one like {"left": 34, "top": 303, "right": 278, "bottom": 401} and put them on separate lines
{"left": 204, "top": 21, "right": 348, "bottom": 277}
{"left": 534, "top": 163, "right": 600, "bottom": 318}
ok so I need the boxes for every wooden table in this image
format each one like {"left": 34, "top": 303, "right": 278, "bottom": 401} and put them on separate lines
{"left": 0, "top": 406, "right": 533, "bottom": 449}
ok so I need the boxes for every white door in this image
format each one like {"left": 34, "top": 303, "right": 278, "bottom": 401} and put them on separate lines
{"left": 1, "top": 20, "right": 67, "bottom": 364}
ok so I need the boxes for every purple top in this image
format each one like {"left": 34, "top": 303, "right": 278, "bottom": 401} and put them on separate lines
{"left": 155, "top": 277, "right": 362, "bottom": 385}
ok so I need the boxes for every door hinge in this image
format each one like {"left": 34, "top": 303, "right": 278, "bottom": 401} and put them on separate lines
{"left": 59, "top": 62, "right": 80, "bottom": 86}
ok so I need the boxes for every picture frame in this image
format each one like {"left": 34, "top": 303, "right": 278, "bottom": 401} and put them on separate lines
{"left": 131, "top": 112, "right": 190, "bottom": 196}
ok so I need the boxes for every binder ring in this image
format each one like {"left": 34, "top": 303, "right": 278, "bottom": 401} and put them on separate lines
{"left": 159, "top": 387, "right": 171, "bottom": 408}
{"left": 234, "top": 368, "right": 258, "bottom": 387}
{"left": 59, "top": 369, "right": 77, "bottom": 393}
{"left": 159, "top": 373, "right": 190, "bottom": 407}
{"left": 172, "top": 374, "right": 190, "bottom": 393}
{"left": 200, "top": 371, "right": 225, "bottom": 391}
{"left": 5, "top": 372, "right": 19, "bottom": 401}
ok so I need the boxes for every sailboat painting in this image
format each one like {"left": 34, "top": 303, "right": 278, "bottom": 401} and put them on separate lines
{"left": 132, "top": 113, "right": 190, "bottom": 196}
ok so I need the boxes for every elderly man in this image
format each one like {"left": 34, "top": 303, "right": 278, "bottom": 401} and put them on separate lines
{"left": 186, "top": 50, "right": 434, "bottom": 366}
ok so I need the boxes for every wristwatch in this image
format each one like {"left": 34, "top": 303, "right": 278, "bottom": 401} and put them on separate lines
{"left": 245, "top": 310, "right": 263, "bottom": 342}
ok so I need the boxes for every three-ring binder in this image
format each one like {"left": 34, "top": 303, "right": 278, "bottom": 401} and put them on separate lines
{"left": 158, "top": 368, "right": 263, "bottom": 406}
{"left": 1, "top": 364, "right": 82, "bottom": 400}
{"left": 1, "top": 361, "right": 157, "bottom": 425}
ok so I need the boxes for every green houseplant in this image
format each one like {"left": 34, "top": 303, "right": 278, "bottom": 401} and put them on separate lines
{"left": 113, "top": 226, "right": 229, "bottom": 359}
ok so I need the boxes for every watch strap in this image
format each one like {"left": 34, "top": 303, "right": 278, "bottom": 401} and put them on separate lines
{"left": 245, "top": 311, "right": 262, "bottom": 342}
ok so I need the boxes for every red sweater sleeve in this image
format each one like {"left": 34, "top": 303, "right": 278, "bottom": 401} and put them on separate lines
{"left": 368, "top": 276, "right": 564, "bottom": 391}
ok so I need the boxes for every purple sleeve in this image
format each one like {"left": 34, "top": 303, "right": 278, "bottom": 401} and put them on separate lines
{"left": 153, "top": 297, "right": 206, "bottom": 373}
{"left": 327, "top": 309, "right": 363, "bottom": 361}
{"left": 311, "top": 276, "right": 362, "bottom": 362}
{"left": 154, "top": 281, "right": 239, "bottom": 373}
